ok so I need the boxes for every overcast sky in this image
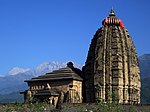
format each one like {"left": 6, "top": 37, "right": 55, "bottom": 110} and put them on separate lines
{"left": 0, "top": 0, "right": 150, "bottom": 75}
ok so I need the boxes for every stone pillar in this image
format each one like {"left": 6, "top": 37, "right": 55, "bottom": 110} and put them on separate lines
{"left": 25, "top": 90, "right": 32, "bottom": 103}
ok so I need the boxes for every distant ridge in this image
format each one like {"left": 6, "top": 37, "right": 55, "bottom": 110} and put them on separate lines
{"left": 139, "top": 54, "right": 150, "bottom": 78}
{"left": 7, "top": 61, "right": 82, "bottom": 77}
{"left": 139, "top": 54, "right": 150, "bottom": 60}
{"left": 139, "top": 54, "right": 150, "bottom": 104}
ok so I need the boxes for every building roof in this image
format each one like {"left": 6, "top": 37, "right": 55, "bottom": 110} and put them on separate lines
{"left": 25, "top": 62, "right": 83, "bottom": 82}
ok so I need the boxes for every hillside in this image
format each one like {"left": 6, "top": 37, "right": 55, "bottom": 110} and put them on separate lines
{"left": 141, "top": 77, "right": 150, "bottom": 104}
{"left": 139, "top": 54, "right": 150, "bottom": 79}
{"left": 138, "top": 54, "right": 150, "bottom": 104}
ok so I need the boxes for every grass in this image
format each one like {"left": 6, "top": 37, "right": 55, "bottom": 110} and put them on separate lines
{"left": 0, "top": 102, "right": 150, "bottom": 112}
{"left": 0, "top": 103, "right": 55, "bottom": 112}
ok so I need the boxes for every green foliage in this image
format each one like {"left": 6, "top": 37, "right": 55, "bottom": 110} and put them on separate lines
{"left": 112, "top": 91, "right": 117, "bottom": 102}
{"left": 0, "top": 103, "right": 54, "bottom": 112}
{"left": 1, "top": 103, "right": 150, "bottom": 112}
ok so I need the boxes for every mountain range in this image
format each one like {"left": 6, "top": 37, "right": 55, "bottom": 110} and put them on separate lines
{"left": 0, "top": 54, "right": 150, "bottom": 104}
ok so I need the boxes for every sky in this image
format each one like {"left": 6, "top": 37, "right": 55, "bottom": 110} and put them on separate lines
{"left": 0, "top": 0, "right": 150, "bottom": 75}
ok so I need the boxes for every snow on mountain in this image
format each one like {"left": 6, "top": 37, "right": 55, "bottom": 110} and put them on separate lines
{"left": 7, "top": 61, "right": 83, "bottom": 76}
{"left": 8, "top": 67, "right": 31, "bottom": 76}
{"left": 35, "top": 61, "right": 67, "bottom": 76}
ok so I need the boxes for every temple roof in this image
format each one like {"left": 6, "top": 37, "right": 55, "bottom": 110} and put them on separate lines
{"left": 25, "top": 62, "right": 83, "bottom": 82}
{"left": 102, "top": 8, "right": 124, "bottom": 28}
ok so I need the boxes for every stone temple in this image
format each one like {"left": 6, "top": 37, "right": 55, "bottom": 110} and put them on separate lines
{"left": 82, "top": 8, "right": 141, "bottom": 104}
{"left": 21, "top": 62, "right": 83, "bottom": 107}
{"left": 21, "top": 9, "right": 141, "bottom": 105}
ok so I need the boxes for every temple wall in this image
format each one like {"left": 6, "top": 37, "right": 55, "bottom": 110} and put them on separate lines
{"left": 27, "top": 79, "right": 82, "bottom": 103}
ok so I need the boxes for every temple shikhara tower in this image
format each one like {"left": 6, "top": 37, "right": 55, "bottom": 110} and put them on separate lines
{"left": 83, "top": 9, "right": 141, "bottom": 104}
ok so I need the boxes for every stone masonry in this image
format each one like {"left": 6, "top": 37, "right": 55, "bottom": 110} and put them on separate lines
{"left": 82, "top": 9, "right": 141, "bottom": 104}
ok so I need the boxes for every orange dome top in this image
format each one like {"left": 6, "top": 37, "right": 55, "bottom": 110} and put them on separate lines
{"left": 102, "top": 8, "right": 124, "bottom": 28}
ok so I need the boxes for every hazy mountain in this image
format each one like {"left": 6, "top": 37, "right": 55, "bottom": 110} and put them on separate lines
{"left": 35, "top": 62, "right": 68, "bottom": 76}
{"left": 139, "top": 54, "right": 150, "bottom": 78}
{"left": 138, "top": 54, "right": 150, "bottom": 104}
{"left": 7, "top": 61, "right": 82, "bottom": 77}
{"left": 8, "top": 67, "right": 31, "bottom": 76}
{"left": 141, "top": 77, "right": 150, "bottom": 104}
{"left": 0, "top": 73, "right": 34, "bottom": 95}
{"left": 0, "top": 91, "right": 24, "bottom": 103}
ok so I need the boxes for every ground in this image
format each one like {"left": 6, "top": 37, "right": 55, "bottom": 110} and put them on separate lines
{"left": 0, "top": 103, "right": 150, "bottom": 112}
